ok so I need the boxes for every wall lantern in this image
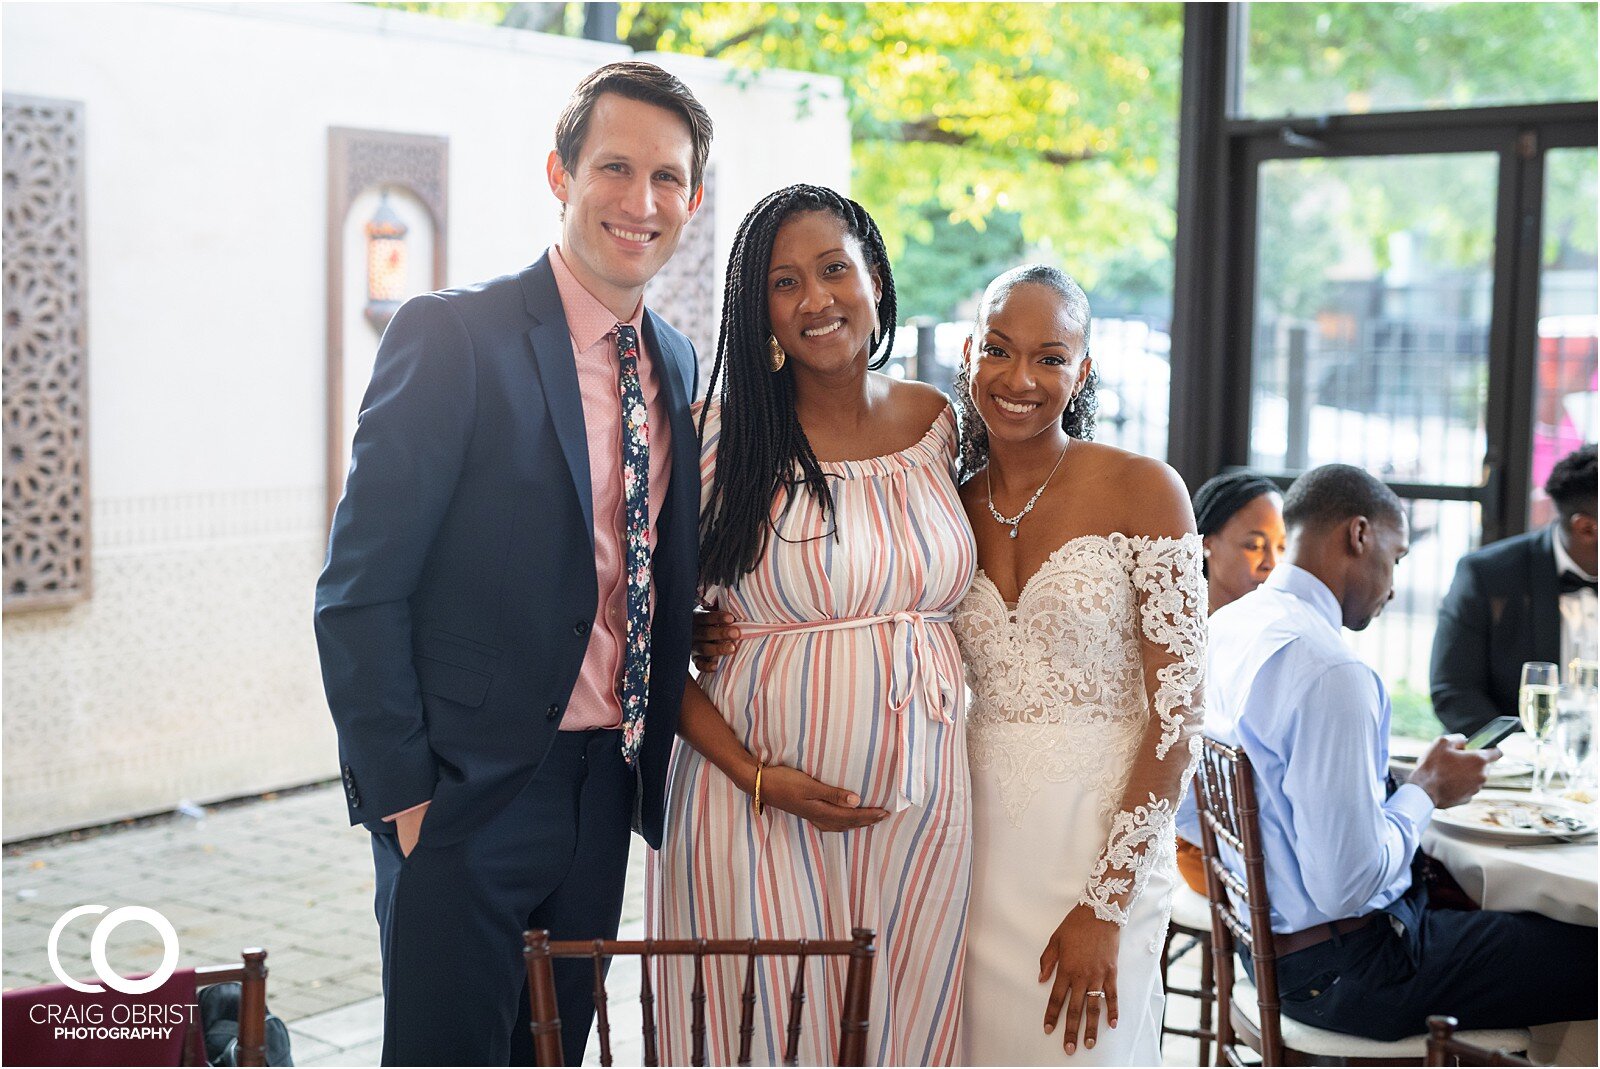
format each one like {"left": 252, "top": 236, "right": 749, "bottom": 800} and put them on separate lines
{"left": 363, "top": 190, "right": 408, "bottom": 331}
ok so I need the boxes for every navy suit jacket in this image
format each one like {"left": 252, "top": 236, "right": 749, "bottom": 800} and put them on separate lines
{"left": 1429, "top": 525, "right": 1561, "bottom": 736}
{"left": 314, "top": 254, "right": 698, "bottom": 849}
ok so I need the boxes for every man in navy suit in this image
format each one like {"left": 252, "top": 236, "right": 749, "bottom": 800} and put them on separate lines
{"left": 1431, "top": 444, "right": 1598, "bottom": 735}
{"left": 315, "top": 62, "right": 712, "bottom": 1065}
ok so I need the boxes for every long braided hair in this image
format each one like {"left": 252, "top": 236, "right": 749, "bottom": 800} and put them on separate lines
{"left": 952, "top": 264, "right": 1097, "bottom": 483}
{"left": 697, "top": 184, "right": 898, "bottom": 589}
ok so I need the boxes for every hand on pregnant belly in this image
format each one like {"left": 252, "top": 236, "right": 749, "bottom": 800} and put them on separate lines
{"left": 761, "top": 764, "right": 890, "bottom": 832}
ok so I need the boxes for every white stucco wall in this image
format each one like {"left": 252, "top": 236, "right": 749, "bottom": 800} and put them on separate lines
{"left": 1, "top": 1, "right": 849, "bottom": 840}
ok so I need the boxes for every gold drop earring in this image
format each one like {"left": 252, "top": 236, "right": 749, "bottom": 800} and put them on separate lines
{"left": 768, "top": 334, "right": 786, "bottom": 372}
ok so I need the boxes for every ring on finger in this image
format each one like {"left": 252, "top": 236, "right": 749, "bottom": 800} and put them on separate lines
{"left": 1086, "top": 990, "right": 1106, "bottom": 998}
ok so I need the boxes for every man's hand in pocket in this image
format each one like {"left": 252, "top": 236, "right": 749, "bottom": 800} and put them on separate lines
{"left": 394, "top": 801, "right": 431, "bottom": 858}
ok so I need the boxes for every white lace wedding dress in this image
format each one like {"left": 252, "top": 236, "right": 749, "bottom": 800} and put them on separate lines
{"left": 953, "top": 533, "right": 1206, "bottom": 1065}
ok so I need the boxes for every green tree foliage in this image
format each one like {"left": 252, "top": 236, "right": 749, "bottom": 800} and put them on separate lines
{"left": 621, "top": 2, "right": 1184, "bottom": 315}
{"left": 372, "top": 2, "right": 1596, "bottom": 322}
{"left": 1243, "top": 2, "right": 1599, "bottom": 118}
{"left": 893, "top": 208, "right": 1025, "bottom": 322}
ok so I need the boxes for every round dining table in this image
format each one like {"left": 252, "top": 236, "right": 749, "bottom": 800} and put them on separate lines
{"left": 1398, "top": 734, "right": 1599, "bottom": 1064}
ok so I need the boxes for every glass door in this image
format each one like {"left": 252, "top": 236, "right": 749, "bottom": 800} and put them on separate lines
{"left": 1247, "top": 151, "right": 1499, "bottom": 733}
{"left": 1529, "top": 146, "right": 1598, "bottom": 526}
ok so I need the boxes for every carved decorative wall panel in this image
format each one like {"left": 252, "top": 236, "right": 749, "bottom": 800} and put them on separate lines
{"left": 3, "top": 94, "right": 90, "bottom": 611}
{"left": 647, "top": 165, "right": 718, "bottom": 383}
{"left": 325, "top": 128, "right": 449, "bottom": 524}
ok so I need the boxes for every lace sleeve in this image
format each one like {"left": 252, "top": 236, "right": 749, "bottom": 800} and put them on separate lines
{"left": 1077, "top": 534, "right": 1207, "bottom": 925}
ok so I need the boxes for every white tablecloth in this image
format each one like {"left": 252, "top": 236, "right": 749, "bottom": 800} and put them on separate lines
{"left": 1421, "top": 826, "right": 1598, "bottom": 927}
{"left": 1420, "top": 779, "right": 1598, "bottom": 1064}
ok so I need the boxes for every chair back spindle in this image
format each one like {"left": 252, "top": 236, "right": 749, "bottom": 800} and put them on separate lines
{"left": 590, "top": 941, "right": 612, "bottom": 1068}
{"left": 189, "top": 947, "right": 270, "bottom": 1068}
{"left": 782, "top": 940, "right": 809, "bottom": 1067}
{"left": 235, "top": 949, "right": 269, "bottom": 1068}
{"left": 690, "top": 940, "right": 708, "bottom": 1067}
{"left": 837, "top": 928, "right": 875, "bottom": 1067}
{"left": 522, "top": 932, "right": 566, "bottom": 1067}
{"left": 737, "top": 942, "right": 758, "bottom": 1067}
{"left": 639, "top": 942, "right": 659, "bottom": 1067}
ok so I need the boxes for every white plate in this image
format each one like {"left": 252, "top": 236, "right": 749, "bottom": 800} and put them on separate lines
{"left": 1485, "top": 757, "right": 1534, "bottom": 782}
{"left": 1389, "top": 752, "right": 1532, "bottom": 784}
{"left": 1431, "top": 790, "right": 1597, "bottom": 843}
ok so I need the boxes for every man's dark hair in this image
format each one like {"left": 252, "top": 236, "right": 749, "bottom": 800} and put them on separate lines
{"left": 697, "top": 184, "right": 897, "bottom": 589}
{"left": 1282, "top": 464, "right": 1405, "bottom": 533}
{"left": 554, "top": 61, "right": 713, "bottom": 192}
{"left": 1544, "top": 443, "right": 1597, "bottom": 521}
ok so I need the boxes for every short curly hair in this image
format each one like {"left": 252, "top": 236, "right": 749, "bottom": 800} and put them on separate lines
{"left": 1282, "top": 464, "right": 1404, "bottom": 534}
{"left": 1545, "top": 443, "right": 1597, "bottom": 521}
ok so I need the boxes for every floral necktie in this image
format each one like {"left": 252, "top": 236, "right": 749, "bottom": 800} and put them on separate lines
{"left": 615, "top": 323, "right": 650, "bottom": 766}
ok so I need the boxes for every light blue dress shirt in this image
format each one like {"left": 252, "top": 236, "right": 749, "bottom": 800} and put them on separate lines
{"left": 1178, "top": 563, "right": 1434, "bottom": 934}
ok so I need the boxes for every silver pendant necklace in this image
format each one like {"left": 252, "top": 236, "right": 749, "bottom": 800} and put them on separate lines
{"left": 986, "top": 439, "right": 1071, "bottom": 539}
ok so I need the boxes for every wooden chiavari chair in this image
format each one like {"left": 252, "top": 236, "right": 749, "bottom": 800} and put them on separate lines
{"left": 523, "top": 929, "right": 875, "bottom": 1067}
{"left": 1194, "top": 738, "right": 1529, "bottom": 1066}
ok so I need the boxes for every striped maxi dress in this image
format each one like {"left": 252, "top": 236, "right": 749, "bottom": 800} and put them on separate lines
{"left": 647, "top": 399, "right": 976, "bottom": 1066}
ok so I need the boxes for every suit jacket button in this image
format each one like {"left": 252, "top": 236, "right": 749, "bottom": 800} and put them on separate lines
{"left": 574, "top": 621, "right": 589, "bottom": 636}
{"left": 349, "top": 791, "right": 360, "bottom": 807}
{"left": 547, "top": 703, "right": 561, "bottom": 721}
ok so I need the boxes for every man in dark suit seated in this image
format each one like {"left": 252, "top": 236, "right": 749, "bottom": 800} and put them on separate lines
{"left": 1431, "top": 443, "right": 1598, "bottom": 735}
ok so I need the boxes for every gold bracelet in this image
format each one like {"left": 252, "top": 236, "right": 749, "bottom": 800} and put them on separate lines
{"left": 752, "top": 762, "right": 765, "bottom": 817}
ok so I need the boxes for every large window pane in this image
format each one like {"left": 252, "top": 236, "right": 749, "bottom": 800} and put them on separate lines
{"left": 1240, "top": 3, "right": 1599, "bottom": 119}
{"left": 1530, "top": 146, "right": 1599, "bottom": 526}
{"left": 1355, "top": 498, "right": 1482, "bottom": 739}
{"left": 1249, "top": 153, "right": 1497, "bottom": 484}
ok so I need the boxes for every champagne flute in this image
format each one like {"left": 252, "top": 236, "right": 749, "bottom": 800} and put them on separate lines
{"left": 1520, "top": 661, "right": 1561, "bottom": 795}
{"left": 1558, "top": 660, "right": 1600, "bottom": 796}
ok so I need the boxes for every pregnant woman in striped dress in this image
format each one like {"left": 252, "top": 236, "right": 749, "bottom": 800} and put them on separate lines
{"left": 648, "top": 185, "right": 975, "bottom": 1065}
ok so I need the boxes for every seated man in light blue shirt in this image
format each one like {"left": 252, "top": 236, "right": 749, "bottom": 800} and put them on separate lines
{"left": 1182, "top": 463, "right": 1596, "bottom": 1041}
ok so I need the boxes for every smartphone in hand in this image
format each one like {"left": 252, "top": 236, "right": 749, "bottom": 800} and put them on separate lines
{"left": 1465, "top": 715, "right": 1522, "bottom": 751}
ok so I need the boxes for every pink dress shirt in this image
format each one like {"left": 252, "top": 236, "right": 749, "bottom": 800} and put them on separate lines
{"left": 384, "top": 249, "right": 675, "bottom": 820}
{"left": 549, "top": 246, "right": 673, "bottom": 730}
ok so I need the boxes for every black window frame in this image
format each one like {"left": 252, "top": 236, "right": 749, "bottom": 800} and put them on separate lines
{"left": 1170, "top": 3, "right": 1598, "bottom": 544}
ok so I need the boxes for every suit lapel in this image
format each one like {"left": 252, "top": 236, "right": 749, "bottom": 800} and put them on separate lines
{"left": 520, "top": 256, "right": 595, "bottom": 545}
{"left": 1530, "top": 524, "right": 1562, "bottom": 662}
{"left": 643, "top": 311, "right": 697, "bottom": 476}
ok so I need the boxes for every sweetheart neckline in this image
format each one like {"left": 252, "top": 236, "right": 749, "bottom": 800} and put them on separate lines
{"left": 969, "top": 531, "right": 1199, "bottom": 613}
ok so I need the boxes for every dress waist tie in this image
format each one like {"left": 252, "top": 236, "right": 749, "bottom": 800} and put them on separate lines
{"left": 734, "top": 611, "right": 955, "bottom": 811}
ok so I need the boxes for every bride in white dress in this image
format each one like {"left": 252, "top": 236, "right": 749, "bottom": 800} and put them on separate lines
{"left": 950, "top": 266, "right": 1206, "bottom": 1065}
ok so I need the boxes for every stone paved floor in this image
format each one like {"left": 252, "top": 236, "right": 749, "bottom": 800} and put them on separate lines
{"left": 1, "top": 783, "right": 1211, "bottom": 1066}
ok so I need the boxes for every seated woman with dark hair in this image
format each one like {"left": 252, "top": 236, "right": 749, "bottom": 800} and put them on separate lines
{"left": 1175, "top": 471, "right": 1286, "bottom": 892}
{"left": 1193, "top": 472, "right": 1286, "bottom": 616}
{"left": 650, "top": 184, "right": 974, "bottom": 1066}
